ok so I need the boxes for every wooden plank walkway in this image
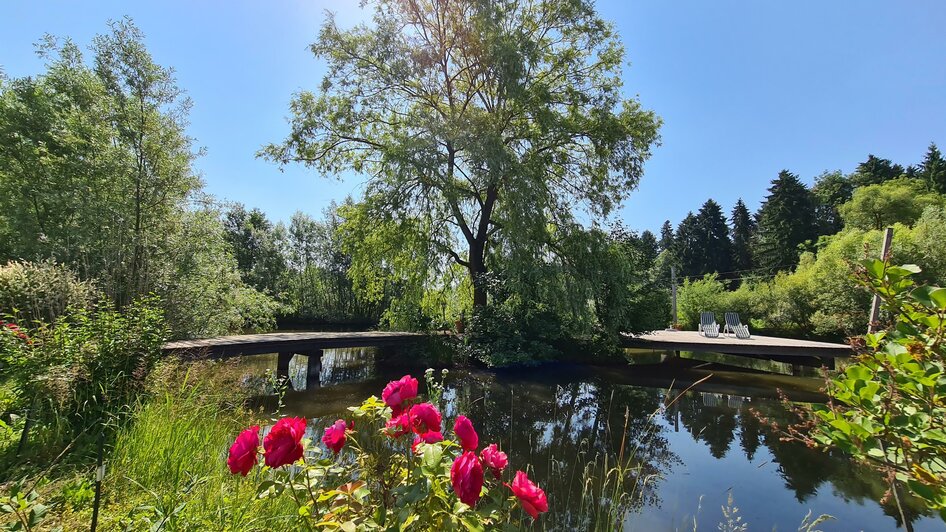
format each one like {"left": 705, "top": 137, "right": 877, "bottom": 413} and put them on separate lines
{"left": 620, "top": 330, "right": 851, "bottom": 358}
{"left": 162, "top": 331, "right": 424, "bottom": 358}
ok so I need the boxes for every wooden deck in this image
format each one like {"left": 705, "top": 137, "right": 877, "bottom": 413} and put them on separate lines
{"left": 621, "top": 329, "right": 851, "bottom": 360}
{"left": 162, "top": 331, "right": 424, "bottom": 358}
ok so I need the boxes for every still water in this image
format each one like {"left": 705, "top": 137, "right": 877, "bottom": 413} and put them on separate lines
{"left": 239, "top": 348, "right": 941, "bottom": 531}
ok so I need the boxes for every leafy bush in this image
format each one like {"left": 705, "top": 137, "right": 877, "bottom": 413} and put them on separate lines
{"left": 159, "top": 208, "right": 280, "bottom": 339}
{"left": 676, "top": 274, "right": 727, "bottom": 330}
{"left": 0, "top": 261, "right": 98, "bottom": 326}
{"left": 676, "top": 207, "right": 946, "bottom": 339}
{"left": 783, "top": 260, "right": 946, "bottom": 521}
{"left": 4, "top": 297, "right": 167, "bottom": 433}
{"left": 463, "top": 302, "right": 563, "bottom": 367}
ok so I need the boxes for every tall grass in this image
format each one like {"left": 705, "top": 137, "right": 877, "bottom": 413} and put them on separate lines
{"left": 89, "top": 361, "right": 297, "bottom": 531}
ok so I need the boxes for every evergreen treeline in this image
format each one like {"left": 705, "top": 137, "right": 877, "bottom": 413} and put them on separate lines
{"left": 662, "top": 144, "right": 946, "bottom": 281}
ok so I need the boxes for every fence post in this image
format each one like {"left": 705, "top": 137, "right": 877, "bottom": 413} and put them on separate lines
{"left": 670, "top": 266, "right": 678, "bottom": 329}
{"left": 867, "top": 227, "right": 894, "bottom": 334}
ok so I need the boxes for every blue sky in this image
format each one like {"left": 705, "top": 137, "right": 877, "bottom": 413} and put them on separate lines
{"left": 3, "top": 1, "right": 945, "bottom": 233}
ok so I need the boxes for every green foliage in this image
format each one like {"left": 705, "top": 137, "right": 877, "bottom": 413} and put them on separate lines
{"left": 787, "top": 260, "right": 946, "bottom": 520}
{"left": 464, "top": 300, "right": 563, "bottom": 367}
{"left": 222, "top": 203, "right": 288, "bottom": 297}
{"left": 0, "top": 480, "right": 49, "bottom": 531}
{"left": 673, "top": 200, "right": 733, "bottom": 279}
{"left": 283, "top": 208, "right": 383, "bottom": 326}
{"left": 262, "top": 0, "right": 661, "bottom": 312}
{"left": 695, "top": 200, "right": 733, "bottom": 275}
{"left": 0, "top": 261, "right": 98, "bottom": 326}
{"left": 851, "top": 154, "right": 905, "bottom": 187}
{"left": 811, "top": 170, "right": 853, "bottom": 235}
{"left": 0, "top": 20, "right": 277, "bottom": 340}
{"left": 838, "top": 178, "right": 944, "bottom": 230}
{"left": 160, "top": 207, "right": 279, "bottom": 339}
{"left": 4, "top": 297, "right": 166, "bottom": 433}
{"left": 676, "top": 274, "right": 726, "bottom": 330}
{"left": 658, "top": 220, "right": 675, "bottom": 253}
{"left": 337, "top": 196, "right": 439, "bottom": 330}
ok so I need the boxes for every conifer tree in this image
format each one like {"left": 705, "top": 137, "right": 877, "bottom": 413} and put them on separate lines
{"left": 730, "top": 199, "right": 755, "bottom": 273}
{"left": 693, "top": 199, "right": 732, "bottom": 276}
{"left": 658, "top": 220, "right": 674, "bottom": 253}
{"left": 639, "top": 230, "right": 659, "bottom": 266}
{"left": 920, "top": 142, "right": 946, "bottom": 194}
{"left": 752, "top": 170, "right": 817, "bottom": 272}
{"left": 674, "top": 213, "right": 701, "bottom": 278}
{"left": 851, "top": 154, "right": 904, "bottom": 187}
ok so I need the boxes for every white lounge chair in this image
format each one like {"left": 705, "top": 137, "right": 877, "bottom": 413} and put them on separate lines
{"left": 698, "top": 312, "right": 720, "bottom": 338}
{"left": 724, "top": 312, "right": 751, "bottom": 339}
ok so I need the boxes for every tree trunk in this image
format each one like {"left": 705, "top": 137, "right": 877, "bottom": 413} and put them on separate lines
{"left": 472, "top": 280, "right": 487, "bottom": 308}
{"left": 469, "top": 241, "right": 487, "bottom": 308}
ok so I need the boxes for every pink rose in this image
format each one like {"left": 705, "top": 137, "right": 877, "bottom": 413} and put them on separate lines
{"left": 411, "top": 430, "right": 444, "bottom": 452}
{"left": 382, "top": 375, "right": 419, "bottom": 415}
{"left": 480, "top": 443, "right": 508, "bottom": 479}
{"left": 385, "top": 413, "right": 411, "bottom": 438}
{"left": 263, "top": 417, "right": 306, "bottom": 468}
{"left": 450, "top": 451, "right": 484, "bottom": 507}
{"left": 506, "top": 470, "right": 548, "bottom": 519}
{"left": 321, "top": 419, "right": 348, "bottom": 454}
{"left": 409, "top": 402, "right": 441, "bottom": 435}
{"left": 453, "top": 415, "right": 479, "bottom": 452}
{"left": 227, "top": 426, "right": 260, "bottom": 476}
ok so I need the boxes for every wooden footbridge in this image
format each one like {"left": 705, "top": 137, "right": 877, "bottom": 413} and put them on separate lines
{"left": 163, "top": 331, "right": 423, "bottom": 359}
{"left": 163, "top": 331, "right": 425, "bottom": 388}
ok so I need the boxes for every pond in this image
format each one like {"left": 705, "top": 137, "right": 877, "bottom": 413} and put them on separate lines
{"left": 238, "top": 348, "right": 940, "bottom": 531}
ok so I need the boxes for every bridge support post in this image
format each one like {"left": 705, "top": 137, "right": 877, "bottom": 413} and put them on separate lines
{"left": 305, "top": 350, "right": 324, "bottom": 389}
{"left": 277, "top": 352, "right": 293, "bottom": 383}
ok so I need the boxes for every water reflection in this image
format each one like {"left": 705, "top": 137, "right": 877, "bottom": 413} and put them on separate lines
{"left": 239, "top": 349, "right": 940, "bottom": 531}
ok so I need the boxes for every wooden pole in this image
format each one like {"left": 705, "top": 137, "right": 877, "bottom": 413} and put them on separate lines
{"left": 670, "top": 266, "right": 678, "bottom": 328}
{"left": 90, "top": 430, "right": 105, "bottom": 531}
{"left": 868, "top": 227, "right": 894, "bottom": 334}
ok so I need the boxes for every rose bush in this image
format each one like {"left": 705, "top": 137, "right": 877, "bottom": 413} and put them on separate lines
{"left": 225, "top": 373, "right": 548, "bottom": 529}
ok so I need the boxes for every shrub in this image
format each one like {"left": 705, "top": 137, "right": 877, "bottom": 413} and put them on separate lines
{"left": 676, "top": 274, "right": 727, "bottom": 330}
{"left": 782, "top": 260, "right": 946, "bottom": 521}
{"left": 0, "top": 261, "right": 97, "bottom": 326}
{"left": 463, "top": 302, "right": 562, "bottom": 366}
{"left": 5, "top": 297, "right": 167, "bottom": 432}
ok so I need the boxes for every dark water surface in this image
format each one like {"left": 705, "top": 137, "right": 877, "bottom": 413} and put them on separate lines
{"left": 238, "top": 348, "right": 941, "bottom": 531}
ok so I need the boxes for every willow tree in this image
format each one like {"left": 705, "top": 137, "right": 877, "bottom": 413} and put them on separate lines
{"left": 262, "top": 0, "right": 660, "bottom": 309}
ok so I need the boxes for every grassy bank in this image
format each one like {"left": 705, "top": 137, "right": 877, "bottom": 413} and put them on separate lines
{"left": 2, "top": 361, "right": 301, "bottom": 531}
